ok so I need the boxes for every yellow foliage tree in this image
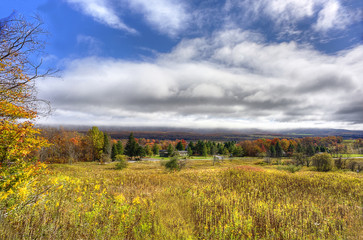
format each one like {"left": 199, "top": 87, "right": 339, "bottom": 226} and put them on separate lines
{"left": 0, "top": 14, "right": 50, "bottom": 166}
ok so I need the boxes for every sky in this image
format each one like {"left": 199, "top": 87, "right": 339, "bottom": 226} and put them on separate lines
{"left": 1, "top": 0, "right": 363, "bottom": 130}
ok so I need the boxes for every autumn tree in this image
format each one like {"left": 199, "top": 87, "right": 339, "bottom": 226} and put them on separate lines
{"left": 232, "top": 146, "right": 244, "bottom": 157}
{"left": 152, "top": 144, "right": 160, "bottom": 155}
{"left": 88, "top": 126, "right": 104, "bottom": 161}
{"left": 0, "top": 14, "right": 51, "bottom": 166}
{"left": 39, "top": 128, "right": 84, "bottom": 164}
{"left": 0, "top": 14, "right": 54, "bottom": 210}
{"left": 202, "top": 144, "right": 208, "bottom": 157}
{"left": 187, "top": 145, "right": 193, "bottom": 156}
{"left": 144, "top": 145, "right": 153, "bottom": 156}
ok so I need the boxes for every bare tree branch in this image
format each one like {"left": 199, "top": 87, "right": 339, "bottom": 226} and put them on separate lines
{"left": 0, "top": 13, "right": 55, "bottom": 118}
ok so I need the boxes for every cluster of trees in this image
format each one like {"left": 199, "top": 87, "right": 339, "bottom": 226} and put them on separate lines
{"left": 239, "top": 136, "right": 345, "bottom": 158}
{"left": 37, "top": 128, "right": 360, "bottom": 164}
{"left": 39, "top": 127, "right": 114, "bottom": 163}
{"left": 111, "top": 140, "right": 123, "bottom": 160}
{"left": 123, "top": 132, "right": 147, "bottom": 160}
{"left": 186, "top": 140, "right": 243, "bottom": 157}
{"left": 352, "top": 139, "right": 363, "bottom": 154}
{"left": 39, "top": 130, "right": 154, "bottom": 163}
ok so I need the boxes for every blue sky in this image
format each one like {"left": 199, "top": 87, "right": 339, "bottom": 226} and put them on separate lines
{"left": 1, "top": 0, "right": 363, "bottom": 129}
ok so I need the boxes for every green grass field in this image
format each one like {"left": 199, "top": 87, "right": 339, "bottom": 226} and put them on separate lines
{"left": 1, "top": 159, "right": 362, "bottom": 239}
{"left": 338, "top": 154, "right": 363, "bottom": 158}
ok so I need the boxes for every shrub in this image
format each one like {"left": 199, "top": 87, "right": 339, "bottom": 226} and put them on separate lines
{"left": 115, "top": 155, "right": 128, "bottom": 170}
{"left": 100, "top": 153, "right": 111, "bottom": 164}
{"left": 335, "top": 156, "right": 347, "bottom": 169}
{"left": 282, "top": 160, "right": 294, "bottom": 165}
{"left": 164, "top": 156, "right": 186, "bottom": 171}
{"left": 293, "top": 153, "right": 306, "bottom": 166}
{"left": 347, "top": 160, "right": 362, "bottom": 172}
{"left": 311, "top": 153, "right": 333, "bottom": 172}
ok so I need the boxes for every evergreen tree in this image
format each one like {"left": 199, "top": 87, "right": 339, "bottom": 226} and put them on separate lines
{"left": 275, "top": 142, "right": 283, "bottom": 158}
{"left": 188, "top": 142, "right": 195, "bottom": 151}
{"left": 102, "top": 133, "right": 111, "bottom": 157}
{"left": 136, "top": 145, "right": 146, "bottom": 159}
{"left": 222, "top": 148, "right": 230, "bottom": 156}
{"left": 210, "top": 144, "right": 218, "bottom": 155}
{"left": 217, "top": 143, "right": 224, "bottom": 155}
{"left": 187, "top": 145, "right": 193, "bottom": 156}
{"left": 176, "top": 141, "right": 184, "bottom": 151}
{"left": 306, "top": 144, "right": 315, "bottom": 157}
{"left": 315, "top": 146, "right": 321, "bottom": 153}
{"left": 269, "top": 145, "right": 276, "bottom": 158}
{"left": 125, "top": 132, "right": 138, "bottom": 159}
{"left": 188, "top": 142, "right": 195, "bottom": 153}
{"left": 116, "top": 140, "right": 123, "bottom": 155}
{"left": 196, "top": 140, "right": 206, "bottom": 155}
{"left": 224, "top": 141, "right": 236, "bottom": 154}
{"left": 111, "top": 144, "right": 118, "bottom": 161}
{"left": 297, "top": 143, "right": 303, "bottom": 153}
{"left": 167, "top": 144, "right": 175, "bottom": 157}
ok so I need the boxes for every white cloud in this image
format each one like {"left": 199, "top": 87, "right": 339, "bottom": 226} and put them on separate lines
{"left": 126, "top": 0, "right": 190, "bottom": 37}
{"left": 65, "top": 0, "right": 137, "bottom": 33}
{"left": 313, "top": 0, "right": 353, "bottom": 32}
{"left": 38, "top": 29, "right": 363, "bottom": 129}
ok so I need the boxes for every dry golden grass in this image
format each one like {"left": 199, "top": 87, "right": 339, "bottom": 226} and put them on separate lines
{"left": 1, "top": 159, "right": 362, "bottom": 239}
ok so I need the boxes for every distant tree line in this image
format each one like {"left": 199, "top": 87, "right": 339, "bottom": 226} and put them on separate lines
{"left": 38, "top": 127, "right": 361, "bottom": 164}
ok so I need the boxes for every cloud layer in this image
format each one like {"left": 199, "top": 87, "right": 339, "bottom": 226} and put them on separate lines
{"left": 39, "top": 29, "right": 363, "bottom": 129}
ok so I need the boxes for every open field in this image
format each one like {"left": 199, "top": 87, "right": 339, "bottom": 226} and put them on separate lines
{"left": 145, "top": 156, "right": 214, "bottom": 161}
{"left": 1, "top": 159, "right": 362, "bottom": 239}
{"left": 338, "top": 154, "right": 363, "bottom": 158}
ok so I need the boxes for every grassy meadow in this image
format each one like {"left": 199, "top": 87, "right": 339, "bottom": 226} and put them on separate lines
{"left": 1, "top": 159, "right": 362, "bottom": 239}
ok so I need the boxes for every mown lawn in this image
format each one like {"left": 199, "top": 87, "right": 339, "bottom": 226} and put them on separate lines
{"left": 1, "top": 159, "right": 362, "bottom": 239}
